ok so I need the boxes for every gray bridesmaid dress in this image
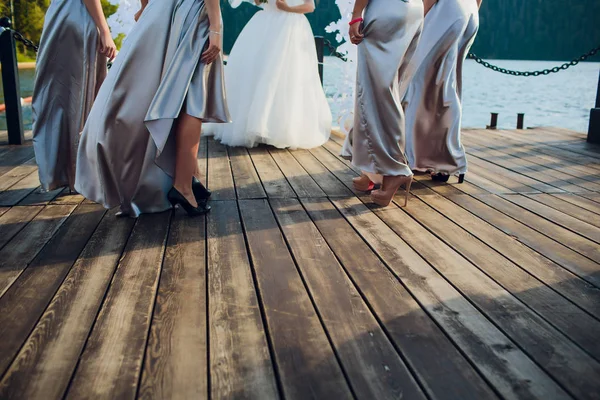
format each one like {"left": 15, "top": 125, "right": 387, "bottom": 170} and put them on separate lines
{"left": 32, "top": 0, "right": 107, "bottom": 192}
{"left": 404, "top": 0, "right": 479, "bottom": 176}
{"left": 75, "top": 0, "right": 230, "bottom": 217}
{"left": 341, "top": 0, "right": 424, "bottom": 177}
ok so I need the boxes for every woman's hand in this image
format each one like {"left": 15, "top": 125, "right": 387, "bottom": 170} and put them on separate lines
{"left": 99, "top": 29, "right": 117, "bottom": 60}
{"left": 349, "top": 21, "right": 364, "bottom": 45}
{"left": 201, "top": 30, "right": 221, "bottom": 64}
{"left": 276, "top": 0, "right": 290, "bottom": 12}
{"left": 134, "top": 7, "right": 145, "bottom": 21}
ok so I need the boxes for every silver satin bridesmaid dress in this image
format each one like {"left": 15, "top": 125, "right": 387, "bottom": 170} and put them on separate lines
{"left": 32, "top": 0, "right": 107, "bottom": 192}
{"left": 404, "top": 0, "right": 479, "bottom": 176}
{"left": 75, "top": 0, "right": 230, "bottom": 217}
{"left": 341, "top": 0, "right": 424, "bottom": 178}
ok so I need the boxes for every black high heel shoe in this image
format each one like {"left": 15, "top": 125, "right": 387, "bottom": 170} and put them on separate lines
{"left": 431, "top": 173, "right": 450, "bottom": 183}
{"left": 168, "top": 187, "right": 211, "bottom": 216}
{"left": 192, "top": 176, "right": 211, "bottom": 201}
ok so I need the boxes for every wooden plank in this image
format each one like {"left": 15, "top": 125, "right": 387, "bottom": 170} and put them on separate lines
{"left": 0, "top": 205, "right": 43, "bottom": 251}
{"left": 289, "top": 150, "right": 352, "bottom": 197}
{"left": 207, "top": 201, "right": 279, "bottom": 399}
{"left": 248, "top": 147, "right": 296, "bottom": 198}
{"left": 0, "top": 171, "right": 42, "bottom": 206}
{"left": 0, "top": 203, "right": 106, "bottom": 378}
{"left": 138, "top": 209, "right": 210, "bottom": 400}
{"left": 0, "top": 207, "right": 8, "bottom": 217}
{"left": 0, "top": 145, "right": 35, "bottom": 178}
{"left": 269, "top": 149, "right": 325, "bottom": 198}
{"left": 49, "top": 189, "right": 85, "bottom": 205}
{"left": 238, "top": 199, "right": 353, "bottom": 399}
{"left": 410, "top": 186, "right": 600, "bottom": 321}
{"left": 501, "top": 194, "right": 600, "bottom": 242}
{"left": 207, "top": 139, "right": 236, "bottom": 200}
{"left": 272, "top": 198, "right": 428, "bottom": 400}
{"left": 329, "top": 196, "right": 569, "bottom": 400}
{"left": 398, "top": 195, "right": 600, "bottom": 361}
{"left": 65, "top": 211, "right": 170, "bottom": 400}
{"left": 228, "top": 146, "right": 266, "bottom": 199}
{"left": 0, "top": 158, "right": 37, "bottom": 192}
{"left": 465, "top": 130, "right": 600, "bottom": 186}
{"left": 362, "top": 196, "right": 600, "bottom": 398}
{"left": 0, "top": 211, "right": 133, "bottom": 400}
{"left": 197, "top": 136, "right": 208, "bottom": 182}
{"left": 526, "top": 194, "right": 600, "bottom": 227}
{"left": 0, "top": 204, "right": 76, "bottom": 297}
{"left": 550, "top": 193, "right": 600, "bottom": 216}
{"left": 301, "top": 197, "right": 498, "bottom": 400}
{"left": 477, "top": 194, "right": 600, "bottom": 263}
{"left": 463, "top": 131, "right": 600, "bottom": 192}
{"left": 17, "top": 186, "right": 63, "bottom": 206}
{"left": 424, "top": 182, "right": 600, "bottom": 289}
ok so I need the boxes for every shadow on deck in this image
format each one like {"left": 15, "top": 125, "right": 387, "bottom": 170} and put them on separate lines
{"left": 0, "top": 127, "right": 599, "bottom": 399}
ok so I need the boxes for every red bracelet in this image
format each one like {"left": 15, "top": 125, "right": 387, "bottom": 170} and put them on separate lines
{"left": 349, "top": 17, "right": 363, "bottom": 26}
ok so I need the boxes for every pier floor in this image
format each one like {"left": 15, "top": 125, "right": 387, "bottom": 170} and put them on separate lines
{"left": 0, "top": 127, "right": 599, "bottom": 399}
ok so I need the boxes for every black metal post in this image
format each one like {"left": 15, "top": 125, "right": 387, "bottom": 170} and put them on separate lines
{"left": 0, "top": 18, "right": 24, "bottom": 145}
{"left": 517, "top": 113, "right": 525, "bottom": 129}
{"left": 588, "top": 70, "right": 600, "bottom": 144}
{"left": 314, "top": 36, "right": 324, "bottom": 86}
{"left": 486, "top": 112, "right": 498, "bottom": 130}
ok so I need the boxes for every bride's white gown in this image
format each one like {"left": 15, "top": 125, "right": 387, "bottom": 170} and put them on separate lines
{"left": 204, "top": 0, "right": 332, "bottom": 148}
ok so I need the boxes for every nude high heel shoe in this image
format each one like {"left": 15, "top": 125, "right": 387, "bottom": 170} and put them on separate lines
{"left": 371, "top": 175, "right": 413, "bottom": 207}
{"left": 353, "top": 174, "right": 375, "bottom": 191}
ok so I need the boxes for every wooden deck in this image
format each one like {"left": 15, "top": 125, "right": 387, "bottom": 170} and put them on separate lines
{"left": 0, "top": 127, "right": 599, "bottom": 400}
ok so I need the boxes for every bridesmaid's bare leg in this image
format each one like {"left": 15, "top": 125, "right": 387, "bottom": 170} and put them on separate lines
{"left": 173, "top": 112, "right": 202, "bottom": 208}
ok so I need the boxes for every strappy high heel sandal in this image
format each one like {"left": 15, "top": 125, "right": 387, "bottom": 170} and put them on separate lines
{"left": 371, "top": 175, "right": 413, "bottom": 207}
{"left": 353, "top": 174, "right": 376, "bottom": 191}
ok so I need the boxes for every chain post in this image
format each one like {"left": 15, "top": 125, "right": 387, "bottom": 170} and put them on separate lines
{"left": 314, "top": 36, "right": 324, "bottom": 86}
{"left": 0, "top": 17, "right": 24, "bottom": 145}
{"left": 588, "top": 70, "right": 600, "bottom": 144}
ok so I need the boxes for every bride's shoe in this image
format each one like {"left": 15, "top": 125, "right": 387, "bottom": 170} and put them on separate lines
{"left": 353, "top": 174, "right": 375, "bottom": 192}
{"left": 371, "top": 175, "right": 413, "bottom": 207}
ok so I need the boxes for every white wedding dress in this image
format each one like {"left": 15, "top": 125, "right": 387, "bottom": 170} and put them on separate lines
{"left": 204, "top": 0, "right": 331, "bottom": 148}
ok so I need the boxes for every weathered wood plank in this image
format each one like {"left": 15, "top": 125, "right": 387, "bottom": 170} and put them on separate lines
{"left": 289, "top": 150, "right": 352, "bottom": 197}
{"left": 0, "top": 211, "right": 133, "bottom": 400}
{"left": 66, "top": 211, "right": 170, "bottom": 400}
{"left": 528, "top": 194, "right": 600, "bottom": 227}
{"left": 0, "top": 171, "right": 42, "bottom": 206}
{"left": 0, "top": 146, "right": 35, "bottom": 178}
{"left": 501, "top": 194, "right": 600, "bottom": 242}
{"left": 248, "top": 147, "right": 296, "bottom": 198}
{"left": 198, "top": 136, "right": 208, "bottom": 182}
{"left": 0, "top": 204, "right": 76, "bottom": 297}
{"left": 0, "top": 203, "right": 106, "bottom": 378}
{"left": 207, "top": 139, "right": 236, "bottom": 200}
{"left": 477, "top": 193, "right": 600, "bottom": 263}
{"left": 424, "top": 181, "right": 600, "bottom": 289}
{"left": 138, "top": 210, "right": 210, "bottom": 400}
{"left": 550, "top": 193, "right": 600, "bottom": 216}
{"left": 0, "top": 205, "right": 43, "bottom": 251}
{"left": 17, "top": 186, "right": 64, "bottom": 206}
{"left": 228, "top": 146, "right": 266, "bottom": 199}
{"left": 239, "top": 199, "right": 353, "bottom": 399}
{"left": 207, "top": 200, "right": 279, "bottom": 399}
{"left": 49, "top": 189, "right": 85, "bottom": 205}
{"left": 330, "top": 196, "right": 570, "bottom": 400}
{"left": 269, "top": 150, "right": 325, "bottom": 198}
{"left": 0, "top": 158, "right": 37, "bottom": 192}
{"left": 301, "top": 197, "right": 498, "bottom": 400}
{"left": 272, "top": 198, "right": 428, "bottom": 400}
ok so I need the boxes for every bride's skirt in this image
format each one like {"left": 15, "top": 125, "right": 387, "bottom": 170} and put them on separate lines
{"left": 75, "top": 0, "right": 229, "bottom": 217}
{"left": 204, "top": 8, "right": 331, "bottom": 149}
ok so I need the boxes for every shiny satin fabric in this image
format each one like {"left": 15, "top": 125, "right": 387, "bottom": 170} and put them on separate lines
{"left": 75, "top": 0, "right": 230, "bottom": 217}
{"left": 32, "top": 0, "right": 106, "bottom": 191}
{"left": 341, "top": 0, "right": 424, "bottom": 177}
{"left": 404, "top": 0, "right": 479, "bottom": 175}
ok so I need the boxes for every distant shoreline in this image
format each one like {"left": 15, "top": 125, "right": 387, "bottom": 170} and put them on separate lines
{"left": 18, "top": 62, "right": 36, "bottom": 69}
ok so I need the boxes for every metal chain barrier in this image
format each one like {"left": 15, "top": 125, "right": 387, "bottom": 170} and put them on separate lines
{"left": 12, "top": 30, "right": 39, "bottom": 52}
{"left": 467, "top": 46, "right": 600, "bottom": 77}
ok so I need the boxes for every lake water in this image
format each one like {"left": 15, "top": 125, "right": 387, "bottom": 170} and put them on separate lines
{"left": 2, "top": 59, "right": 599, "bottom": 133}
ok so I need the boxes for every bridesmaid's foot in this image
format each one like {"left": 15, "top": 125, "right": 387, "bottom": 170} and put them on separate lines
{"left": 371, "top": 175, "right": 413, "bottom": 207}
{"left": 353, "top": 174, "right": 375, "bottom": 192}
{"left": 192, "top": 176, "right": 211, "bottom": 201}
{"left": 168, "top": 186, "right": 211, "bottom": 217}
{"left": 431, "top": 172, "right": 450, "bottom": 183}
{"left": 172, "top": 184, "right": 198, "bottom": 208}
